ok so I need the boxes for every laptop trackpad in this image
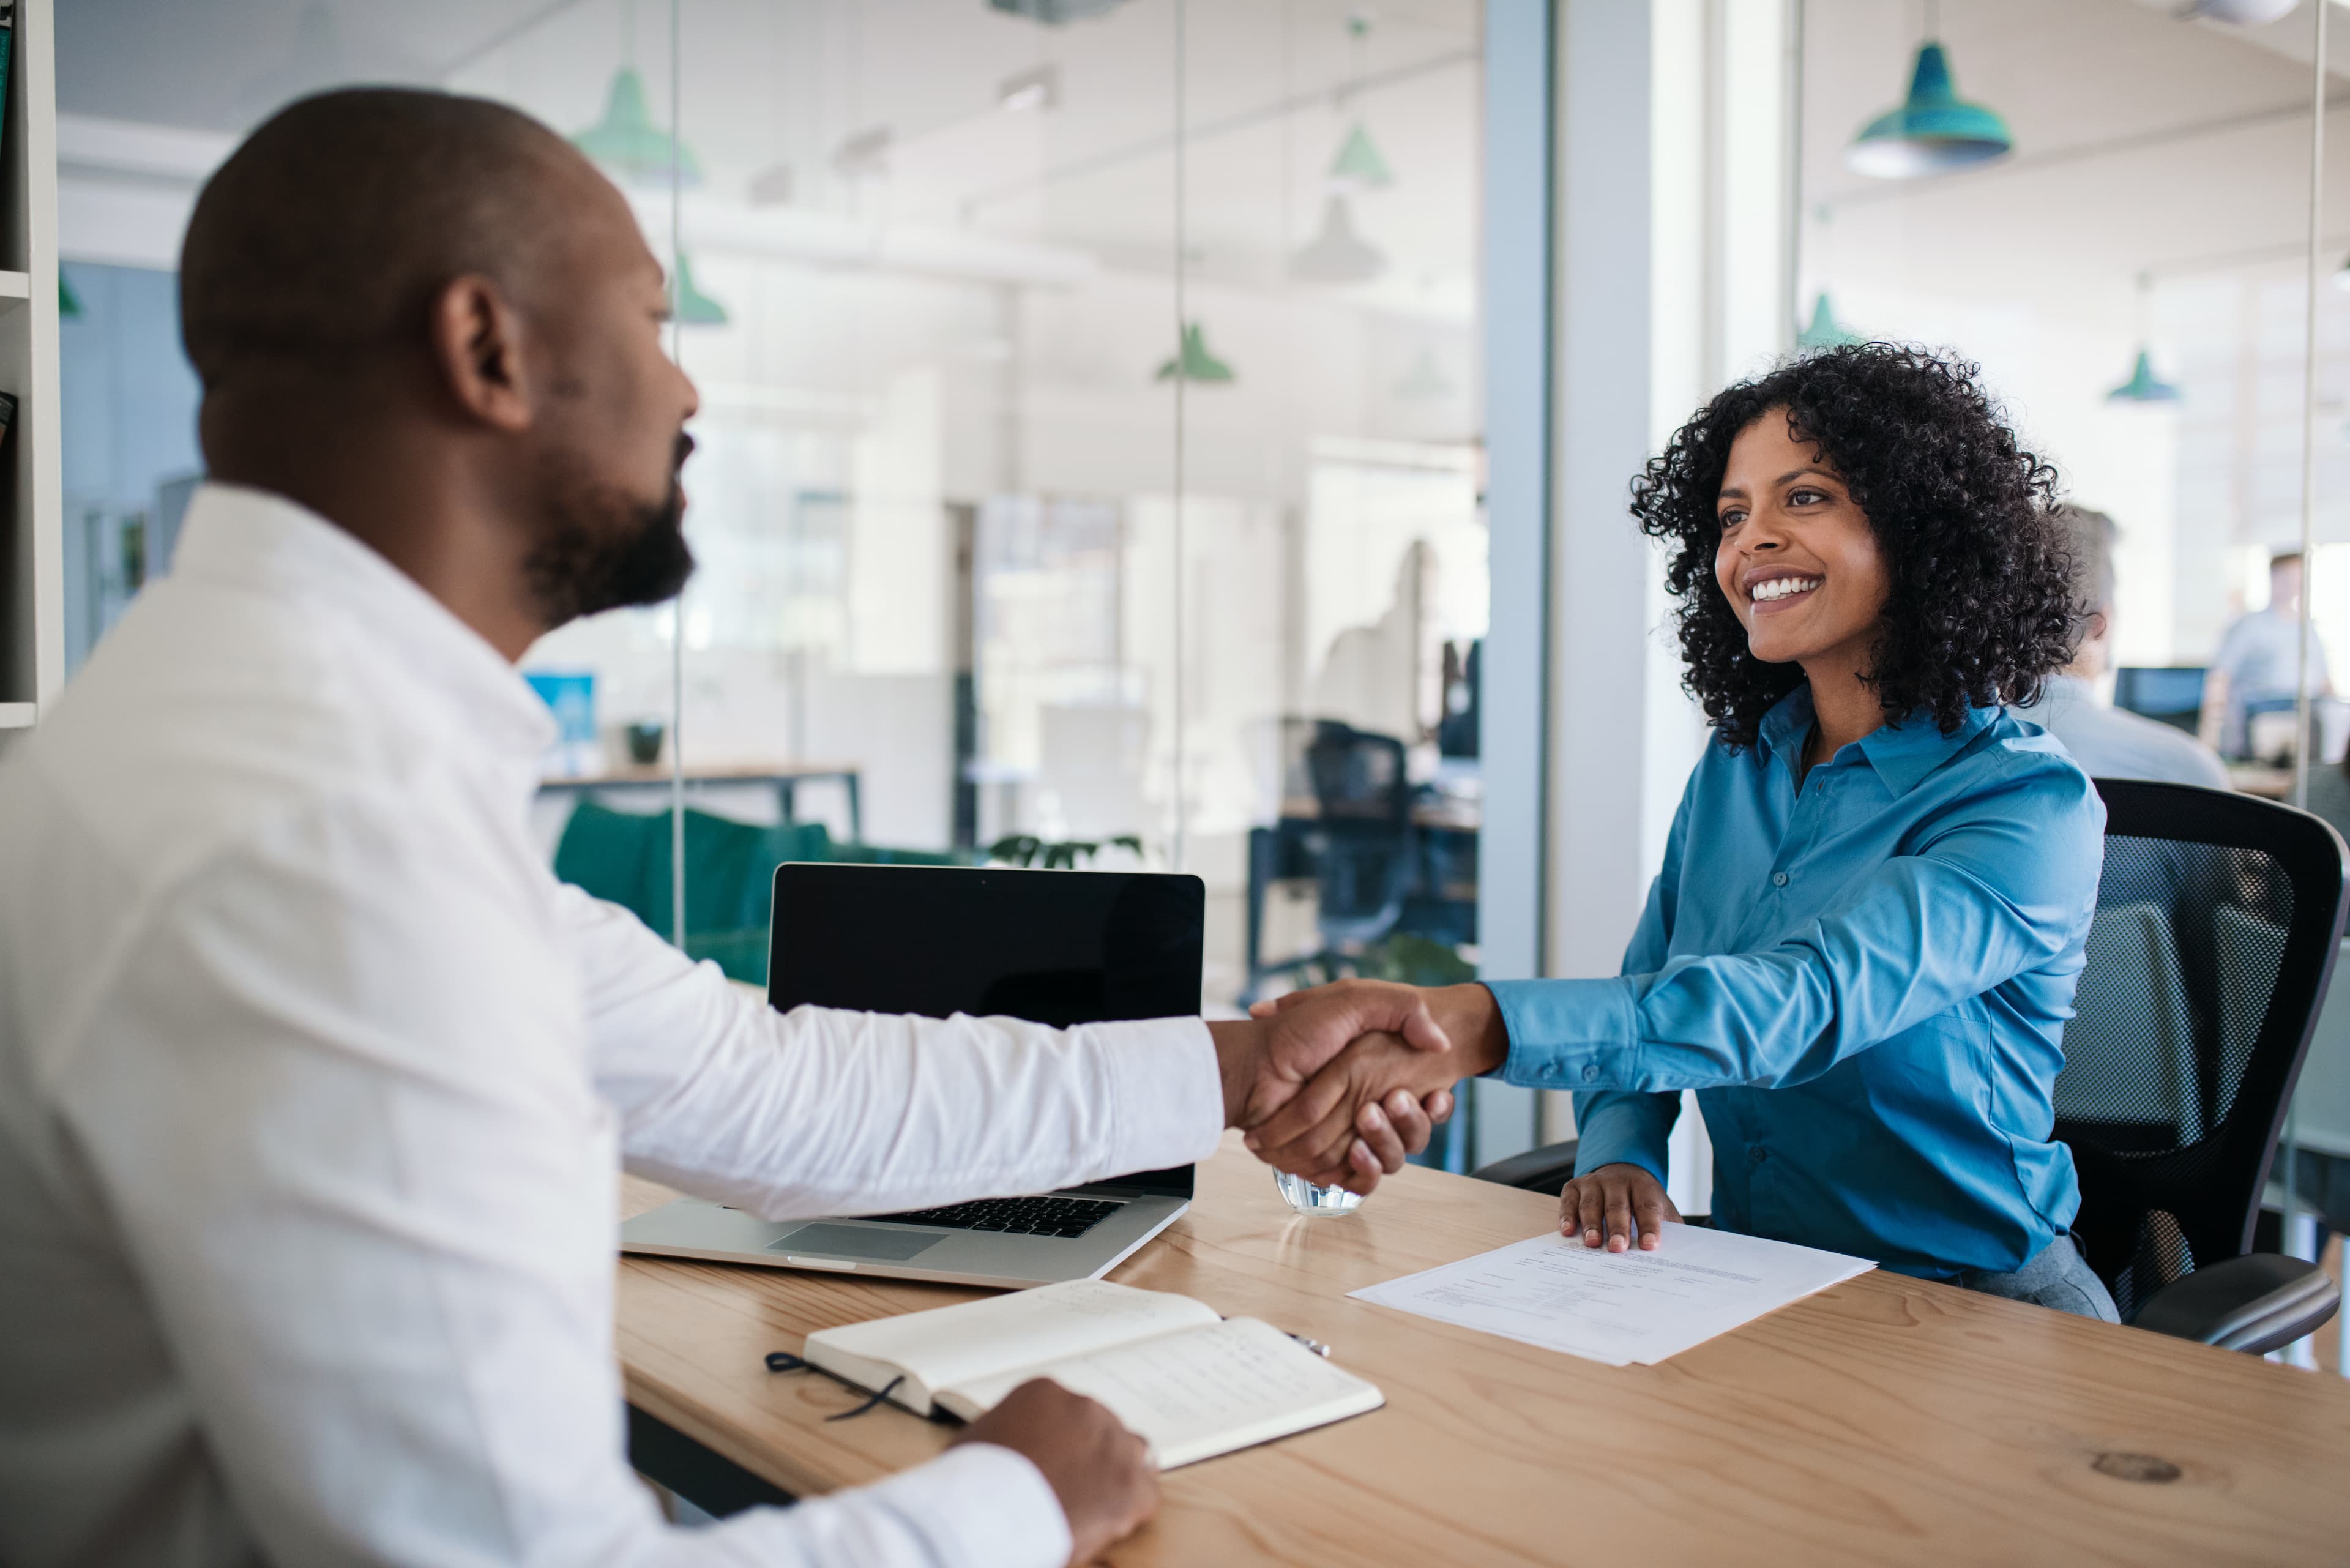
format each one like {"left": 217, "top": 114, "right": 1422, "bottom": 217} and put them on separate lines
{"left": 769, "top": 1224, "right": 944, "bottom": 1262}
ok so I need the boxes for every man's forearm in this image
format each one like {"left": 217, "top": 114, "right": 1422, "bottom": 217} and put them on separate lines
{"left": 1207, "top": 1019, "right": 1264, "bottom": 1127}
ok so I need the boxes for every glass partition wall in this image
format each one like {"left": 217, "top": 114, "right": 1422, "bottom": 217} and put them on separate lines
{"left": 474, "top": 0, "right": 1490, "bottom": 1078}
{"left": 55, "top": 2, "right": 1486, "bottom": 1140}
{"left": 1796, "top": 0, "right": 2346, "bottom": 1370}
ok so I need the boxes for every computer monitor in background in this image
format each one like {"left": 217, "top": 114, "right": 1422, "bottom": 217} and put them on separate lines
{"left": 2113, "top": 666, "right": 2207, "bottom": 736}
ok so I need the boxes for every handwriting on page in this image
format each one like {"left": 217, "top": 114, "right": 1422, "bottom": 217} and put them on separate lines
{"left": 1349, "top": 1224, "right": 1873, "bottom": 1366}
{"left": 1063, "top": 1320, "right": 1343, "bottom": 1432}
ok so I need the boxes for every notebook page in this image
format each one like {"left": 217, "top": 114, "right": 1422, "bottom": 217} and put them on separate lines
{"left": 803, "top": 1279, "right": 1218, "bottom": 1414}
{"left": 936, "top": 1317, "right": 1384, "bottom": 1469}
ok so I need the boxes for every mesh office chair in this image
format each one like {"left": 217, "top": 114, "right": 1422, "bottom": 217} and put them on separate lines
{"left": 1245, "top": 721, "right": 1418, "bottom": 998}
{"left": 1472, "top": 778, "right": 2348, "bottom": 1354}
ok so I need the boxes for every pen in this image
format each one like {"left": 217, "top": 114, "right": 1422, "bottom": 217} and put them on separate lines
{"left": 1285, "top": 1332, "right": 1332, "bottom": 1358}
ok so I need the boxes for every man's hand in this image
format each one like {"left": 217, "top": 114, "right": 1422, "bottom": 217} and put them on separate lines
{"left": 1241, "top": 980, "right": 1510, "bottom": 1182}
{"left": 1560, "top": 1162, "right": 1680, "bottom": 1252}
{"left": 1204, "top": 980, "right": 1459, "bottom": 1195}
{"left": 951, "top": 1379, "right": 1155, "bottom": 1566}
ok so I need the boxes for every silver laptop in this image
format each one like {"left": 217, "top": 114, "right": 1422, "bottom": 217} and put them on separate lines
{"left": 620, "top": 862, "right": 1204, "bottom": 1290}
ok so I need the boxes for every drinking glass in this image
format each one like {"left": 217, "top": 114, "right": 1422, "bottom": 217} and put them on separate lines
{"left": 1274, "top": 1169, "right": 1365, "bottom": 1217}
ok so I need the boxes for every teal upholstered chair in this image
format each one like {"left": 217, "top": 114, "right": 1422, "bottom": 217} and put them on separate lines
{"left": 552, "top": 801, "right": 962, "bottom": 985}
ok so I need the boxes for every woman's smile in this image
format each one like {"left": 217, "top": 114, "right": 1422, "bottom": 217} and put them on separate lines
{"left": 1744, "top": 568, "right": 1825, "bottom": 611}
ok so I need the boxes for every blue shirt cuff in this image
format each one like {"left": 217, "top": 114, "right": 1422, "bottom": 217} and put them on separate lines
{"left": 1485, "top": 977, "right": 1643, "bottom": 1091}
{"left": 1570, "top": 1091, "right": 1678, "bottom": 1186}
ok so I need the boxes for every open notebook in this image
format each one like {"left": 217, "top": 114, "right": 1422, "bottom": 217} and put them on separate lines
{"left": 801, "top": 1279, "right": 1383, "bottom": 1469}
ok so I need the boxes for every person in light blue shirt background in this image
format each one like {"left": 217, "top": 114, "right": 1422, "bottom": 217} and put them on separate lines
{"left": 1256, "top": 343, "right": 2118, "bottom": 1320}
{"left": 2012, "top": 506, "right": 2231, "bottom": 790}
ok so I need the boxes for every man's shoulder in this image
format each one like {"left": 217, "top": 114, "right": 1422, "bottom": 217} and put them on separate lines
{"left": 10, "top": 578, "right": 428, "bottom": 888}
{"left": 2043, "top": 701, "right": 2230, "bottom": 789}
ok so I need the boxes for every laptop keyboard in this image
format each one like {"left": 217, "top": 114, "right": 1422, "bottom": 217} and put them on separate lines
{"left": 868, "top": 1195, "right": 1122, "bottom": 1239}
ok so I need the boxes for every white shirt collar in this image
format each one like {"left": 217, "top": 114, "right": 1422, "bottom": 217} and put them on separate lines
{"left": 170, "top": 481, "right": 557, "bottom": 758}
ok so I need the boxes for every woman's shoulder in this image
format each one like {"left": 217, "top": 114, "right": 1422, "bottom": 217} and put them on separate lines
{"left": 1930, "top": 707, "right": 2107, "bottom": 834}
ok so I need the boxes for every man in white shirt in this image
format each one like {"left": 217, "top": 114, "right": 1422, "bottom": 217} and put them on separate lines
{"left": 2201, "top": 548, "right": 2332, "bottom": 759}
{"left": 0, "top": 90, "right": 1450, "bottom": 1568}
{"left": 2012, "top": 507, "right": 2229, "bottom": 788}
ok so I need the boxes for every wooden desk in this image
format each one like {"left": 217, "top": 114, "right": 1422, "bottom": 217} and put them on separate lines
{"left": 618, "top": 1136, "right": 2350, "bottom": 1565}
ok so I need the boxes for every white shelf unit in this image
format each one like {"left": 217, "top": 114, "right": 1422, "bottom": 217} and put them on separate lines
{"left": 0, "top": 0, "right": 59, "bottom": 731}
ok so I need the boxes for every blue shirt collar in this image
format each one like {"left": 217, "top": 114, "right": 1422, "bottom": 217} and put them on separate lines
{"left": 1755, "top": 685, "right": 1997, "bottom": 797}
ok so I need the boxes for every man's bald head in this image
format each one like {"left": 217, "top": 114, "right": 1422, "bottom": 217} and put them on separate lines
{"left": 180, "top": 88, "right": 610, "bottom": 392}
{"left": 181, "top": 86, "right": 701, "bottom": 654}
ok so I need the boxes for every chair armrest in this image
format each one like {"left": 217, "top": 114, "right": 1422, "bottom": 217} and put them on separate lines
{"left": 2128, "top": 1253, "right": 2341, "bottom": 1355}
{"left": 1470, "top": 1140, "right": 1580, "bottom": 1197}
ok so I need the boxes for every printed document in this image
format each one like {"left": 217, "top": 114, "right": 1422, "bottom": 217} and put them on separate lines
{"left": 1348, "top": 1223, "right": 1873, "bottom": 1366}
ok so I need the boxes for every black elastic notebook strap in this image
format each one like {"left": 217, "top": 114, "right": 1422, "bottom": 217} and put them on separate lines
{"left": 764, "top": 1351, "right": 906, "bottom": 1422}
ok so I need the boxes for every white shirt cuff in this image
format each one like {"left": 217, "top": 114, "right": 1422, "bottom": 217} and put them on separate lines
{"left": 1087, "top": 1017, "right": 1225, "bottom": 1173}
{"left": 869, "top": 1441, "right": 1073, "bottom": 1568}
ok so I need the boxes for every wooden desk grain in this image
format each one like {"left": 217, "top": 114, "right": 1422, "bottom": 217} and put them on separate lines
{"left": 617, "top": 1135, "right": 2350, "bottom": 1566}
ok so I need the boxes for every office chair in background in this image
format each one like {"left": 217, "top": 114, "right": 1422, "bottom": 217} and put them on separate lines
{"left": 1472, "top": 778, "right": 2347, "bottom": 1356}
{"left": 1244, "top": 720, "right": 1418, "bottom": 1001}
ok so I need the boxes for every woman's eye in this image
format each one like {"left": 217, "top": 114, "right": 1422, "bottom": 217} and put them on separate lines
{"left": 1718, "top": 509, "right": 1745, "bottom": 529}
{"left": 1788, "top": 487, "right": 1825, "bottom": 506}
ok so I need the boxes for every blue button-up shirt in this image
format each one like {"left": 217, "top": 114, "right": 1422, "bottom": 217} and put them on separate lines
{"left": 1486, "top": 688, "right": 2106, "bottom": 1277}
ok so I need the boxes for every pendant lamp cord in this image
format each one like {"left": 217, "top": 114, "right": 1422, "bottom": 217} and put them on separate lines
{"left": 1170, "top": 0, "right": 1187, "bottom": 877}
{"left": 2283, "top": 0, "right": 2328, "bottom": 1330}
{"left": 668, "top": 0, "right": 685, "bottom": 950}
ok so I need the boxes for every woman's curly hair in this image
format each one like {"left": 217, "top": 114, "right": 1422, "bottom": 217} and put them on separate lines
{"left": 1631, "top": 343, "right": 2081, "bottom": 751}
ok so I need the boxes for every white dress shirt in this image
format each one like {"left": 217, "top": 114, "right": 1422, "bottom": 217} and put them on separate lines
{"left": 0, "top": 483, "right": 1225, "bottom": 1568}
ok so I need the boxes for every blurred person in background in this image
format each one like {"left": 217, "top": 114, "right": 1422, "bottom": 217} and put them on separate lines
{"left": 2202, "top": 550, "right": 2330, "bottom": 760}
{"left": 2013, "top": 507, "right": 2228, "bottom": 788}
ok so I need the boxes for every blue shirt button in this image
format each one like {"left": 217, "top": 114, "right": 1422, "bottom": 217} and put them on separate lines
{"left": 1771, "top": 871, "right": 1789, "bottom": 887}
{"left": 1748, "top": 1146, "right": 1768, "bottom": 1165}
{"left": 1581, "top": 1063, "right": 1600, "bottom": 1082}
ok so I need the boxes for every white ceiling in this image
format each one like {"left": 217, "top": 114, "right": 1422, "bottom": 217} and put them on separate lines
{"left": 1803, "top": 0, "right": 2350, "bottom": 302}
{"left": 59, "top": 0, "right": 1482, "bottom": 316}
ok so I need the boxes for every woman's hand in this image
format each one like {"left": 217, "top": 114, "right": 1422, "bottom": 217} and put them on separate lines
{"left": 1559, "top": 1162, "right": 1680, "bottom": 1252}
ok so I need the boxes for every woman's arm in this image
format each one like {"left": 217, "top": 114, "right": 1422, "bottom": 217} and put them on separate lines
{"left": 1494, "top": 763, "right": 2102, "bottom": 1095}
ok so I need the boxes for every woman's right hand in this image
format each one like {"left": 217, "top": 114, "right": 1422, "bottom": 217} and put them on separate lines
{"left": 1559, "top": 1162, "right": 1680, "bottom": 1252}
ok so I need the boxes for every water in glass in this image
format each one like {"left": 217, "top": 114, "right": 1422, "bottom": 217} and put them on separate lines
{"left": 1274, "top": 1169, "right": 1365, "bottom": 1217}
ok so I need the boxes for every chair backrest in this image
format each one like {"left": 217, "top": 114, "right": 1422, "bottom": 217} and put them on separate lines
{"left": 2055, "top": 779, "right": 2349, "bottom": 1318}
{"left": 1303, "top": 720, "right": 1411, "bottom": 824}
{"left": 1296, "top": 722, "right": 1416, "bottom": 946}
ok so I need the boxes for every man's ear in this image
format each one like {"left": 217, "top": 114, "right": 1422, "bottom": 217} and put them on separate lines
{"left": 427, "top": 274, "right": 534, "bottom": 433}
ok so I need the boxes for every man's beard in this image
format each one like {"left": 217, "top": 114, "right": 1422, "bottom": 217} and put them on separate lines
{"left": 523, "top": 435, "right": 696, "bottom": 627}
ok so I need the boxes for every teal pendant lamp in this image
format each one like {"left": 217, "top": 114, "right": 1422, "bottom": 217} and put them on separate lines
{"left": 1847, "top": 29, "right": 2012, "bottom": 180}
{"left": 2106, "top": 349, "right": 2180, "bottom": 405}
{"left": 1155, "top": 323, "right": 1236, "bottom": 384}
{"left": 670, "top": 253, "right": 728, "bottom": 327}
{"left": 1796, "top": 293, "right": 1864, "bottom": 350}
{"left": 573, "top": 67, "right": 703, "bottom": 186}
{"left": 2107, "top": 274, "right": 2178, "bottom": 403}
{"left": 1329, "top": 123, "right": 1393, "bottom": 190}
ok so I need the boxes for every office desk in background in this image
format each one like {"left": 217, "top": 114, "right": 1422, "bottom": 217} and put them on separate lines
{"left": 617, "top": 1134, "right": 2350, "bottom": 1566}
{"left": 539, "top": 761, "right": 862, "bottom": 841}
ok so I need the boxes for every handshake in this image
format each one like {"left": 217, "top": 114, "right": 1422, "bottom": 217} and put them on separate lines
{"left": 1206, "top": 978, "right": 1512, "bottom": 1195}
{"left": 954, "top": 980, "right": 1515, "bottom": 1567}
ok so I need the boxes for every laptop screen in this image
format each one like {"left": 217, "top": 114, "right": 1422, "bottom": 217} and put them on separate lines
{"left": 767, "top": 864, "right": 1205, "bottom": 1198}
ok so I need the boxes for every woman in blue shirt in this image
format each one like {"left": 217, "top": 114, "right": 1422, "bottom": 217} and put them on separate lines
{"left": 1251, "top": 344, "right": 2114, "bottom": 1318}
